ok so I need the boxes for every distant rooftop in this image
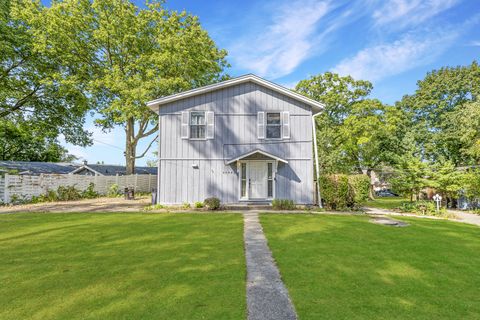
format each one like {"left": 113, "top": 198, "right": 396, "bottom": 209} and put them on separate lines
{"left": 0, "top": 161, "right": 157, "bottom": 176}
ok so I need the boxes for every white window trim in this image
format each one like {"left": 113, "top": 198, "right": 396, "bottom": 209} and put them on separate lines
{"left": 189, "top": 111, "right": 207, "bottom": 140}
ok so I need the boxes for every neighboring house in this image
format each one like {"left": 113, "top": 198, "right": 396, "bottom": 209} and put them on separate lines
{"left": 147, "top": 74, "right": 324, "bottom": 205}
{"left": 70, "top": 162, "right": 157, "bottom": 176}
{"left": 0, "top": 160, "right": 157, "bottom": 176}
{"left": 0, "top": 161, "right": 78, "bottom": 175}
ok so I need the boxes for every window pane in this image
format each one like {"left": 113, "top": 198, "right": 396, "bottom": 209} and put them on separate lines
{"left": 267, "top": 113, "right": 281, "bottom": 124}
{"left": 241, "top": 163, "right": 246, "bottom": 177}
{"left": 267, "top": 163, "right": 272, "bottom": 179}
{"left": 190, "top": 125, "right": 205, "bottom": 139}
{"left": 242, "top": 180, "right": 247, "bottom": 197}
{"left": 268, "top": 180, "right": 273, "bottom": 198}
{"left": 266, "top": 126, "right": 281, "bottom": 138}
{"left": 190, "top": 112, "right": 205, "bottom": 125}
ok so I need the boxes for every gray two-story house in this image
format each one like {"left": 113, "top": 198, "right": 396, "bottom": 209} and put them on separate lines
{"left": 147, "top": 74, "right": 323, "bottom": 205}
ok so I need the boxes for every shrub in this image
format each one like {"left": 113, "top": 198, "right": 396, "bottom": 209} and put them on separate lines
{"left": 194, "top": 201, "right": 204, "bottom": 208}
{"left": 143, "top": 204, "right": 165, "bottom": 211}
{"left": 272, "top": 199, "right": 296, "bottom": 210}
{"left": 399, "top": 200, "right": 447, "bottom": 216}
{"left": 204, "top": 197, "right": 221, "bottom": 210}
{"left": 107, "top": 184, "right": 120, "bottom": 197}
{"left": 320, "top": 174, "right": 353, "bottom": 210}
{"left": 82, "top": 183, "right": 99, "bottom": 199}
{"left": 182, "top": 202, "right": 191, "bottom": 209}
{"left": 348, "top": 174, "right": 371, "bottom": 203}
{"left": 56, "top": 185, "right": 82, "bottom": 201}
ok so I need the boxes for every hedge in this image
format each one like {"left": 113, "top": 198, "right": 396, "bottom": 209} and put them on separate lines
{"left": 320, "top": 174, "right": 370, "bottom": 210}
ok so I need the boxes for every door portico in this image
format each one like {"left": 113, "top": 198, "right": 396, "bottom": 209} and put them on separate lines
{"left": 227, "top": 149, "right": 288, "bottom": 202}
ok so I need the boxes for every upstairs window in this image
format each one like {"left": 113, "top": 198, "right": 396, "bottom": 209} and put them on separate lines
{"left": 266, "top": 112, "right": 281, "bottom": 139}
{"left": 190, "top": 111, "right": 205, "bottom": 139}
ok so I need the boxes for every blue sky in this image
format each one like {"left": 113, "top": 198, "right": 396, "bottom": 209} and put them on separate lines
{"left": 56, "top": 0, "right": 480, "bottom": 165}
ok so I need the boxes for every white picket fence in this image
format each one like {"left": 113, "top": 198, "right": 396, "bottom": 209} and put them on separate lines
{"left": 0, "top": 173, "right": 157, "bottom": 204}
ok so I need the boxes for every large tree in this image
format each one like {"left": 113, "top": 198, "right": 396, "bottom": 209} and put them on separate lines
{"left": 18, "top": 0, "right": 228, "bottom": 173}
{"left": 399, "top": 61, "right": 480, "bottom": 165}
{"left": 0, "top": 119, "right": 77, "bottom": 162}
{"left": 1, "top": 0, "right": 91, "bottom": 146}
{"left": 295, "top": 72, "right": 404, "bottom": 176}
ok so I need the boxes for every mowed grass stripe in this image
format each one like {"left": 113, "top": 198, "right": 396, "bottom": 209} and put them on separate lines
{"left": 0, "top": 213, "right": 246, "bottom": 320}
{"left": 260, "top": 214, "right": 480, "bottom": 320}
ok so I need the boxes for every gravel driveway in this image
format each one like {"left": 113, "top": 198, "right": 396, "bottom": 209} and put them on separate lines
{"left": 0, "top": 196, "right": 151, "bottom": 214}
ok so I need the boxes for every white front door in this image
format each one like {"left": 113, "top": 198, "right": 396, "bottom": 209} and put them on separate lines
{"left": 249, "top": 162, "right": 267, "bottom": 199}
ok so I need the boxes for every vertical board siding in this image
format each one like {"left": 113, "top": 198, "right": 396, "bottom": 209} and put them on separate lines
{"left": 158, "top": 81, "right": 314, "bottom": 204}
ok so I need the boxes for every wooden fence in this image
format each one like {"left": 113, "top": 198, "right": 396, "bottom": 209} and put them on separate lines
{"left": 0, "top": 173, "right": 157, "bottom": 204}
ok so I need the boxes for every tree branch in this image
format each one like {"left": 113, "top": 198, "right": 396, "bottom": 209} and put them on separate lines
{"left": 133, "top": 134, "right": 158, "bottom": 159}
{"left": 0, "top": 86, "right": 41, "bottom": 118}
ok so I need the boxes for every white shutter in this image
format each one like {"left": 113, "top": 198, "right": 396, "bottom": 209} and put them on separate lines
{"left": 181, "top": 111, "right": 189, "bottom": 139}
{"left": 282, "top": 111, "right": 290, "bottom": 139}
{"left": 257, "top": 112, "right": 265, "bottom": 139}
{"left": 206, "top": 111, "right": 214, "bottom": 139}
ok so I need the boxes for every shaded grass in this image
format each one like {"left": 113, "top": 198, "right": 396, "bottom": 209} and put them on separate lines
{"left": 261, "top": 214, "right": 480, "bottom": 319}
{"left": 0, "top": 213, "right": 245, "bottom": 319}
{"left": 363, "top": 196, "right": 408, "bottom": 209}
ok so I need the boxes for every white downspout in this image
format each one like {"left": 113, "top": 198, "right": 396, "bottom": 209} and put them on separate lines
{"left": 157, "top": 108, "right": 161, "bottom": 204}
{"left": 312, "top": 112, "right": 323, "bottom": 208}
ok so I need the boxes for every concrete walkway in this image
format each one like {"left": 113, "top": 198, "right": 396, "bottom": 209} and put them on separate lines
{"left": 448, "top": 210, "right": 480, "bottom": 227}
{"left": 364, "top": 207, "right": 480, "bottom": 227}
{"left": 244, "top": 212, "right": 297, "bottom": 320}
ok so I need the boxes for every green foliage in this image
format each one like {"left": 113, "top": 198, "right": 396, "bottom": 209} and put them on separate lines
{"left": 320, "top": 174, "right": 353, "bottom": 210}
{"left": 107, "top": 183, "right": 120, "bottom": 197}
{"left": 398, "top": 201, "right": 447, "bottom": 216}
{"left": 296, "top": 72, "right": 405, "bottom": 175}
{"left": 399, "top": 61, "right": 480, "bottom": 165}
{"left": 348, "top": 174, "right": 371, "bottom": 203}
{"left": 182, "top": 202, "right": 191, "bottom": 209}
{"left": 204, "top": 197, "right": 221, "bottom": 210}
{"left": 0, "top": 119, "right": 78, "bottom": 162}
{"left": 271, "top": 199, "right": 296, "bottom": 210}
{"left": 17, "top": 0, "right": 229, "bottom": 172}
{"left": 82, "top": 183, "right": 99, "bottom": 199}
{"left": 461, "top": 169, "right": 480, "bottom": 200}
{"left": 56, "top": 185, "right": 82, "bottom": 201}
{"left": 143, "top": 204, "right": 165, "bottom": 211}
{"left": 194, "top": 201, "right": 204, "bottom": 208}
{"left": 1, "top": 0, "right": 91, "bottom": 146}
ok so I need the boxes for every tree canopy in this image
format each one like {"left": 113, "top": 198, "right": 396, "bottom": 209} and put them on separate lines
{"left": 16, "top": 0, "right": 228, "bottom": 173}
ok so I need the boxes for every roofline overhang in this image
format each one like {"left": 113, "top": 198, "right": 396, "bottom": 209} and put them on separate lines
{"left": 69, "top": 165, "right": 103, "bottom": 176}
{"left": 226, "top": 149, "right": 288, "bottom": 165}
{"left": 147, "top": 74, "right": 324, "bottom": 114}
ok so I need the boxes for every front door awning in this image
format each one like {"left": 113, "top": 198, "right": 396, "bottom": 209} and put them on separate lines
{"left": 226, "top": 149, "right": 288, "bottom": 165}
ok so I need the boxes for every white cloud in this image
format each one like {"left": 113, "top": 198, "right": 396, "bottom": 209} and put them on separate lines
{"left": 372, "top": 0, "right": 459, "bottom": 28}
{"left": 229, "top": 0, "right": 331, "bottom": 78}
{"left": 470, "top": 40, "right": 480, "bottom": 46}
{"left": 332, "top": 29, "right": 459, "bottom": 82}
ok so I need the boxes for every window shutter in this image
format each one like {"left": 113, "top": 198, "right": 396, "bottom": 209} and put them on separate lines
{"left": 206, "top": 111, "right": 214, "bottom": 139}
{"left": 282, "top": 111, "right": 290, "bottom": 139}
{"left": 181, "top": 111, "right": 189, "bottom": 139}
{"left": 257, "top": 112, "right": 265, "bottom": 139}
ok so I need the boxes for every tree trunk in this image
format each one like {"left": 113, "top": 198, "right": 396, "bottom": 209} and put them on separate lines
{"left": 366, "top": 169, "right": 375, "bottom": 200}
{"left": 125, "top": 117, "right": 136, "bottom": 175}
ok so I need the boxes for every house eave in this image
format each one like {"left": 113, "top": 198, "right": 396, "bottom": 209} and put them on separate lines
{"left": 147, "top": 74, "right": 324, "bottom": 114}
{"left": 226, "top": 149, "right": 288, "bottom": 165}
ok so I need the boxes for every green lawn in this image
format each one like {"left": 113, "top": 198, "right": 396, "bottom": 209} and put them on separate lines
{"left": 362, "top": 196, "right": 408, "bottom": 209}
{"left": 261, "top": 214, "right": 480, "bottom": 320}
{"left": 0, "top": 213, "right": 245, "bottom": 320}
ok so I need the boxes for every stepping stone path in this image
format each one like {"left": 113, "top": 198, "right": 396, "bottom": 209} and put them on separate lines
{"left": 244, "top": 212, "right": 297, "bottom": 320}
{"left": 370, "top": 215, "right": 409, "bottom": 227}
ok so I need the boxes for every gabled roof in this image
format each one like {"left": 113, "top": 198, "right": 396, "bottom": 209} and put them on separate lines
{"left": 226, "top": 149, "right": 288, "bottom": 165}
{"left": 147, "top": 74, "right": 324, "bottom": 114}
{"left": 69, "top": 164, "right": 157, "bottom": 176}
{"left": 0, "top": 161, "right": 77, "bottom": 175}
